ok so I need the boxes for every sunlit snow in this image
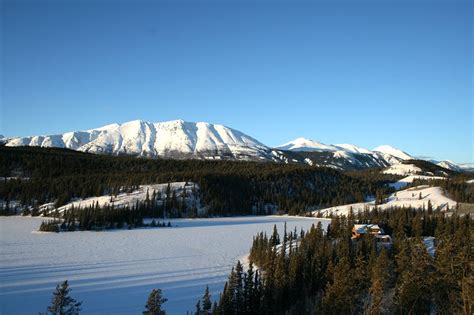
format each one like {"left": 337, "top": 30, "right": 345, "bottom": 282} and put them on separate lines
{"left": 0, "top": 216, "right": 329, "bottom": 315}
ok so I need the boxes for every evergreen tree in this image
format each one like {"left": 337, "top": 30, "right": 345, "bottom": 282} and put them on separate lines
{"left": 367, "top": 248, "right": 392, "bottom": 314}
{"left": 394, "top": 241, "right": 433, "bottom": 314}
{"left": 44, "top": 280, "right": 82, "bottom": 315}
{"left": 201, "top": 286, "right": 212, "bottom": 315}
{"left": 322, "top": 257, "right": 356, "bottom": 314}
{"left": 195, "top": 300, "right": 201, "bottom": 315}
{"left": 143, "top": 288, "right": 167, "bottom": 315}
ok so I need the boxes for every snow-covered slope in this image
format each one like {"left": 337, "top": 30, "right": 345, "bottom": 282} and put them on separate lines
{"left": 276, "top": 138, "right": 338, "bottom": 152}
{"left": 6, "top": 120, "right": 274, "bottom": 161}
{"left": 276, "top": 137, "right": 373, "bottom": 154}
{"left": 314, "top": 185, "right": 456, "bottom": 216}
{"left": 39, "top": 182, "right": 203, "bottom": 214}
{"left": 382, "top": 164, "right": 423, "bottom": 176}
{"left": 389, "top": 175, "right": 446, "bottom": 190}
{"left": 275, "top": 138, "right": 401, "bottom": 170}
{"left": 436, "top": 160, "right": 464, "bottom": 172}
{"left": 0, "top": 135, "right": 8, "bottom": 146}
{"left": 275, "top": 138, "right": 468, "bottom": 172}
{"left": 373, "top": 145, "right": 413, "bottom": 160}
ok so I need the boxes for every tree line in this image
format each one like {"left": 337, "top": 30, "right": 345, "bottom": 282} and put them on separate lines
{"left": 38, "top": 201, "right": 174, "bottom": 232}
{"left": 1, "top": 147, "right": 390, "bottom": 217}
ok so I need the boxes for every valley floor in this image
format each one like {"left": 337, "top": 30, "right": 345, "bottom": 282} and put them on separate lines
{"left": 0, "top": 216, "right": 329, "bottom": 315}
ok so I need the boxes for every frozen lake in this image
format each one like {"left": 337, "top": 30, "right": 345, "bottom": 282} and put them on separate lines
{"left": 0, "top": 216, "right": 330, "bottom": 314}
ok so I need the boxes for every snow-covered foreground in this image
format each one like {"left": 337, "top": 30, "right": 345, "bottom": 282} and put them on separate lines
{"left": 0, "top": 216, "right": 329, "bottom": 315}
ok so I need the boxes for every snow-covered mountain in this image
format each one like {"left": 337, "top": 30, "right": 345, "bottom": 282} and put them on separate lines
{"left": 4, "top": 120, "right": 468, "bottom": 172}
{"left": 276, "top": 138, "right": 340, "bottom": 152}
{"left": 276, "top": 137, "right": 467, "bottom": 172}
{"left": 5, "top": 120, "right": 276, "bottom": 161}
{"left": 382, "top": 164, "right": 423, "bottom": 176}
{"left": 275, "top": 138, "right": 409, "bottom": 170}
{"left": 373, "top": 145, "right": 413, "bottom": 160}
{"left": 0, "top": 135, "right": 8, "bottom": 146}
{"left": 434, "top": 160, "right": 470, "bottom": 172}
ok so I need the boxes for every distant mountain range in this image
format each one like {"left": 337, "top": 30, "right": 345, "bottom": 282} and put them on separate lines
{"left": 2, "top": 119, "right": 469, "bottom": 172}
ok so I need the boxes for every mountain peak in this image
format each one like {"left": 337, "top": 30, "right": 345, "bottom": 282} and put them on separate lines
{"left": 5, "top": 119, "right": 271, "bottom": 161}
{"left": 373, "top": 145, "right": 413, "bottom": 160}
{"left": 275, "top": 138, "right": 335, "bottom": 152}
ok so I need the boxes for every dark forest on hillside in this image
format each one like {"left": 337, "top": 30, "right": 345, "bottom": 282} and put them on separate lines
{"left": 208, "top": 207, "right": 472, "bottom": 315}
{"left": 0, "top": 147, "right": 395, "bottom": 217}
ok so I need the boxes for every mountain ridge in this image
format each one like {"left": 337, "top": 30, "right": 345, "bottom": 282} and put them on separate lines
{"left": 5, "top": 119, "right": 273, "bottom": 161}
{"left": 4, "top": 119, "right": 467, "bottom": 171}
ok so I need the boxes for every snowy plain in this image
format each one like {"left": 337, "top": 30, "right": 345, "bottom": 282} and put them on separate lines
{"left": 0, "top": 216, "right": 329, "bottom": 315}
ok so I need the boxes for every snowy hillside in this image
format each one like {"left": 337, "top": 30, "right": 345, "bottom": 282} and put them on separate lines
{"left": 276, "top": 137, "right": 373, "bottom": 154}
{"left": 6, "top": 120, "right": 273, "bottom": 161}
{"left": 277, "top": 138, "right": 467, "bottom": 172}
{"left": 0, "top": 135, "right": 8, "bottom": 145}
{"left": 373, "top": 145, "right": 413, "bottom": 160}
{"left": 388, "top": 175, "right": 446, "bottom": 190}
{"left": 436, "top": 160, "right": 467, "bottom": 172}
{"left": 39, "top": 182, "right": 203, "bottom": 214}
{"left": 314, "top": 185, "right": 456, "bottom": 216}
{"left": 382, "top": 164, "right": 423, "bottom": 176}
{"left": 275, "top": 138, "right": 399, "bottom": 170}
{"left": 276, "top": 138, "right": 339, "bottom": 152}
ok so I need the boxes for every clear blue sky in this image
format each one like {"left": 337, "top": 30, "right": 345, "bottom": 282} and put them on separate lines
{"left": 1, "top": 0, "right": 472, "bottom": 164}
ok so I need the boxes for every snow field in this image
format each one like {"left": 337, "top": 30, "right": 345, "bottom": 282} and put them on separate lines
{"left": 313, "top": 185, "right": 456, "bottom": 217}
{"left": 0, "top": 216, "right": 330, "bottom": 315}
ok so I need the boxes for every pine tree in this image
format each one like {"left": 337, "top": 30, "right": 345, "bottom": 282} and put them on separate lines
{"left": 201, "top": 286, "right": 212, "bottom": 315}
{"left": 394, "top": 241, "right": 433, "bottom": 314}
{"left": 195, "top": 300, "right": 201, "bottom": 315}
{"left": 44, "top": 280, "right": 82, "bottom": 315}
{"left": 243, "top": 262, "right": 255, "bottom": 313}
{"left": 143, "top": 288, "right": 167, "bottom": 315}
{"left": 234, "top": 261, "right": 244, "bottom": 312}
{"left": 322, "top": 257, "right": 356, "bottom": 314}
{"left": 367, "top": 249, "right": 391, "bottom": 314}
{"left": 270, "top": 225, "right": 280, "bottom": 246}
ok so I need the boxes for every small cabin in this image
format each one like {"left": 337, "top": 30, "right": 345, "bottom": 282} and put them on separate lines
{"left": 351, "top": 224, "right": 383, "bottom": 239}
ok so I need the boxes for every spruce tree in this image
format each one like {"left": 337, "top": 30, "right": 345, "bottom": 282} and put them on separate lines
{"left": 367, "top": 248, "right": 391, "bottom": 314}
{"left": 44, "top": 280, "right": 82, "bottom": 315}
{"left": 201, "top": 286, "right": 212, "bottom": 315}
{"left": 394, "top": 241, "right": 433, "bottom": 314}
{"left": 143, "top": 288, "right": 167, "bottom": 315}
{"left": 322, "top": 257, "right": 355, "bottom": 314}
{"left": 195, "top": 300, "right": 201, "bottom": 315}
